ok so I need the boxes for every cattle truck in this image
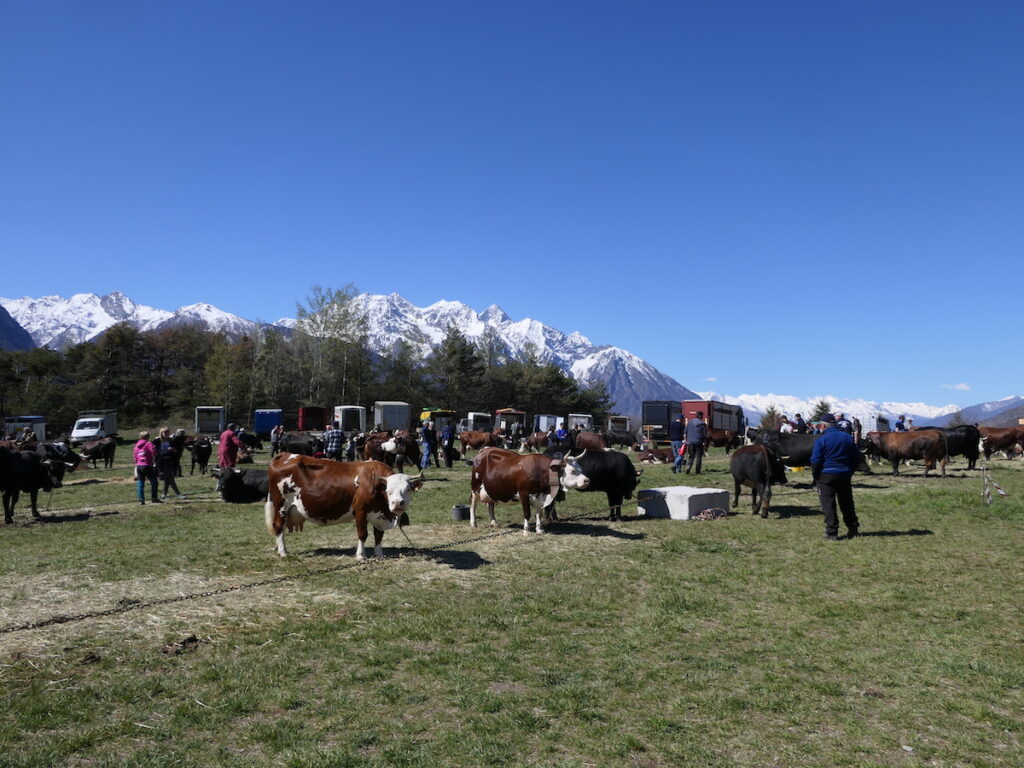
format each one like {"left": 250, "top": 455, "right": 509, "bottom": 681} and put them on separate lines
{"left": 567, "top": 413, "right": 593, "bottom": 431}
{"left": 859, "top": 414, "right": 891, "bottom": 434}
{"left": 253, "top": 408, "right": 283, "bottom": 437}
{"left": 70, "top": 410, "right": 118, "bottom": 445}
{"left": 494, "top": 408, "right": 527, "bottom": 434}
{"left": 533, "top": 413, "right": 562, "bottom": 432}
{"left": 195, "top": 406, "right": 226, "bottom": 435}
{"left": 373, "top": 401, "right": 411, "bottom": 432}
{"left": 682, "top": 400, "right": 746, "bottom": 432}
{"left": 607, "top": 416, "right": 631, "bottom": 432}
{"left": 641, "top": 400, "right": 682, "bottom": 446}
{"left": 334, "top": 405, "right": 366, "bottom": 433}
{"left": 457, "top": 412, "right": 492, "bottom": 433}
{"left": 297, "top": 406, "right": 328, "bottom": 431}
{"left": 2, "top": 415, "right": 48, "bottom": 441}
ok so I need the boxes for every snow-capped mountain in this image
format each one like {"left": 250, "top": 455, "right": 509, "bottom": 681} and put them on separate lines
{"left": 0, "top": 291, "right": 694, "bottom": 415}
{"left": 697, "top": 392, "right": 1024, "bottom": 428}
{"left": 0, "top": 304, "right": 34, "bottom": 351}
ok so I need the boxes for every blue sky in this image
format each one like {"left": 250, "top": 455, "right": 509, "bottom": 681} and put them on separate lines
{"left": 2, "top": 1, "right": 1022, "bottom": 407}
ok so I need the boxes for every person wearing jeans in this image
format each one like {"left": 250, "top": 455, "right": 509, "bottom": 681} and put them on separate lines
{"left": 134, "top": 431, "right": 159, "bottom": 505}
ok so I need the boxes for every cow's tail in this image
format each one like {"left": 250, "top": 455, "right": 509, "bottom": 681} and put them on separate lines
{"left": 264, "top": 495, "right": 277, "bottom": 535}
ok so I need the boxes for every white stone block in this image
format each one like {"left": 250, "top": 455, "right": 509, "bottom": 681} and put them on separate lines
{"left": 637, "top": 486, "right": 730, "bottom": 520}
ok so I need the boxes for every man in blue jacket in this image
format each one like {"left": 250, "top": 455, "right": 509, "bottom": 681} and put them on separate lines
{"left": 810, "top": 413, "right": 862, "bottom": 541}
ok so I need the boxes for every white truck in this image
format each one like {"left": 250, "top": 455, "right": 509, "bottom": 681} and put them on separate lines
{"left": 70, "top": 410, "right": 118, "bottom": 445}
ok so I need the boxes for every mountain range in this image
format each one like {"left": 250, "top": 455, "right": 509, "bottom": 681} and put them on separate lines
{"left": 2, "top": 291, "right": 1020, "bottom": 427}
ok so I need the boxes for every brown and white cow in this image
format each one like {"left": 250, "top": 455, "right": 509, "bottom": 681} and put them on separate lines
{"left": 468, "top": 447, "right": 588, "bottom": 534}
{"left": 979, "top": 427, "right": 1024, "bottom": 460}
{"left": 637, "top": 447, "right": 674, "bottom": 464}
{"left": 866, "top": 430, "right": 947, "bottom": 477}
{"left": 520, "top": 431, "right": 550, "bottom": 452}
{"left": 364, "top": 433, "right": 421, "bottom": 471}
{"left": 459, "top": 429, "right": 503, "bottom": 455}
{"left": 265, "top": 454, "right": 423, "bottom": 558}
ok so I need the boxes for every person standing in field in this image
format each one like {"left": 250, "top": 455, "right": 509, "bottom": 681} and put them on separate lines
{"left": 669, "top": 414, "right": 686, "bottom": 474}
{"left": 218, "top": 423, "right": 243, "bottom": 468}
{"left": 323, "top": 421, "right": 345, "bottom": 461}
{"left": 810, "top": 413, "right": 862, "bottom": 541}
{"left": 154, "top": 427, "right": 185, "bottom": 500}
{"left": 270, "top": 423, "right": 285, "bottom": 457}
{"left": 440, "top": 420, "right": 455, "bottom": 469}
{"left": 134, "top": 431, "right": 159, "bottom": 505}
{"left": 684, "top": 411, "right": 708, "bottom": 474}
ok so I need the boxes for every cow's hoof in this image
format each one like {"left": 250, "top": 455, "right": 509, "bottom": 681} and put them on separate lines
{"left": 4, "top": 518, "right": 12, "bottom": 525}
{"left": 760, "top": 512, "right": 768, "bottom": 519}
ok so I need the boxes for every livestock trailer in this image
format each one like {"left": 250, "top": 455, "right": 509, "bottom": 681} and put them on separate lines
{"left": 607, "top": 416, "right": 631, "bottom": 432}
{"left": 683, "top": 400, "right": 746, "bottom": 432}
{"left": 567, "top": 413, "right": 593, "bottom": 430}
{"left": 334, "top": 405, "right": 366, "bottom": 433}
{"left": 458, "top": 412, "right": 492, "bottom": 433}
{"left": 641, "top": 400, "right": 682, "bottom": 445}
{"left": 253, "top": 408, "right": 283, "bottom": 436}
{"left": 533, "top": 413, "right": 562, "bottom": 432}
{"left": 373, "top": 401, "right": 411, "bottom": 432}
{"left": 494, "top": 408, "right": 527, "bottom": 433}
{"left": 297, "top": 406, "right": 328, "bottom": 431}
{"left": 418, "top": 408, "right": 456, "bottom": 430}
{"left": 2, "top": 415, "right": 48, "bottom": 440}
{"left": 194, "top": 406, "right": 226, "bottom": 435}
{"left": 859, "top": 414, "right": 891, "bottom": 434}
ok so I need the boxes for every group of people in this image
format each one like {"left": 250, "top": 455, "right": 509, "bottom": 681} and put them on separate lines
{"left": 419, "top": 420, "right": 457, "bottom": 469}
{"left": 132, "top": 427, "right": 188, "bottom": 504}
{"left": 668, "top": 411, "right": 709, "bottom": 474}
{"left": 779, "top": 412, "right": 859, "bottom": 437}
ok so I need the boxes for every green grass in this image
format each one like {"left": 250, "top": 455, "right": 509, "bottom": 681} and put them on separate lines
{"left": 1, "top": 449, "right": 1022, "bottom": 767}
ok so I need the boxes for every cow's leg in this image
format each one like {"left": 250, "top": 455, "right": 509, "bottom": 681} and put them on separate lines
{"left": 3, "top": 491, "right": 12, "bottom": 524}
{"left": 355, "top": 512, "right": 369, "bottom": 560}
{"left": 760, "top": 485, "right": 771, "bottom": 518}
{"left": 733, "top": 478, "right": 741, "bottom": 509}
{"left": 891, "top": 458, "right": 900, "bottom": 476}
{"left": 751, "top": 486, "right": 760, "bottom": 516}
{"left": 488, "top": 502, "right": 497, "bottom": 527}
{"left": 373, "top": 526, "right": 386, "bottom": 558}
{"left": 29, "top": 489, "right": 41, "bottom": 518}
{"left": 266, "top": 499, "right": 288, "bottom": 557}
{"left": 469, "top": 492, "right": 479, "bottom": 527}
{"left": 522, "top": 496, "right": 533, "bottom": 535}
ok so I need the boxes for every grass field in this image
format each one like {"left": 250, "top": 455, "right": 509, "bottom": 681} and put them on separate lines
{"left": 1, "top": 446, "right": 1022, "bottom": 767}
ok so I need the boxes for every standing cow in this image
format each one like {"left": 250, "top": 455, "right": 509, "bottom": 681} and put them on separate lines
{"left": 187, "top": 436, "right": 214, "bottom": 475}
{"left": 1, "top": 446, "right": 59, "bottom": 523}
{"left": 80, "top": 437, "right": 117, "bottom": 469}
{"left": 866, "top": 430, "right": 947, "bottom": 477}
{"left": 266, "top": 454, "right": 423, "bottom": 558}
{"left": 560, "top": 449, "right": 641, "bottom": 521}
{"left": 730, "top": 444, "right": 788, "bottom": 517}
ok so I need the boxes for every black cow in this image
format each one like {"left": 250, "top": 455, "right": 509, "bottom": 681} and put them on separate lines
{"left": 212, "top": 466, "right": 269, "bottom": 503}
{"left": 188, "top": 436, "right": 213, "bottom": 475}
{"left": 912, "top": 424, "right": 981, "bottom": 470}
{"left": 279, "top": 432, "right": 324, "bottom": 456}
{"left": 603, "top": 429, "right": 638, "bottom": 449}
{"left": 560, "top": 449, "right": 642, "bottom": 521}
{"left": 22, "top": 442, "right": 85, "bottom": 487}
{"left": 81, "top": 437, "right": 117, "bottom": 469}
{"left": 730, "top": 444, "right": 788, "bottom": 517}
{"left": 757, "top": 430, "right": 870, "bottom": 472}
{"left": 238, "top": 432, "right": 264, "bottom": 452}
{"left": 1, "top": 446, "right": 58, "bottom": 523}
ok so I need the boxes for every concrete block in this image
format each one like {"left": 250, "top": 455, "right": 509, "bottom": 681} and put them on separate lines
{"left": 637, "top": 486, "right": 730, "bottom": 520}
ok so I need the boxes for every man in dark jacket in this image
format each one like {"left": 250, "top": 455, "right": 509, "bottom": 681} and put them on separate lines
{"left": 669, "top": 415, "right": 686, "bottom": 474}
{"left": 684, "top": 411, "right": 708, "bottom": 474}
{"left": 810, "top": 413, "right": 862, "bottom": 541}
{"left": 440, "top": 421, "right": 456, "bottom": 468}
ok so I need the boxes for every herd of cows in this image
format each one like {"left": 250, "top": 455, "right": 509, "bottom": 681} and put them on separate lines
{"left": 3, "top": 422, "right": 1023, "bottom": 558}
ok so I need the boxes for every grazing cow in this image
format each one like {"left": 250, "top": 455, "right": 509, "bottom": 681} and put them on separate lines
{"left": 80, "top": 437, "right": 117, "bottom": 469}
{"left": 561, "top": 449, "right": 641, "bottom": 521}
{"left": 637, "top": 448, "right": 674, "bottom": 464}
{"left": 1, "top": 446, "right": 58, "bottom": 523}
{"left": 980, "top": 427, "right": 1024, "bottom": 460}
{"left": 265, "top": 455, "right": 423, "bottom": 558}
{"left": 866, "top": 430, "right": 947, "bottom": 477}
{"left": 730, "top": 444, "right": 788, "bottom": 517}
{"left": 706, "top": 429, "right": 742, "bottom": 455}
{"left": 212, "top": 466, "right": 269, "bottom": 503}
{"left": 469, "top": 447, "right": 585, "bottom": 534}
{"left": 459, "top": 429, "right": 503, "bottom": 455}
{"left": 574, "top": 431, "right": 606, "bottom": 451}
{"left": 187, "top": 436, "right": 214, "bottom": 475}
{"left": 279, "top": 432, "right": 324, "bottom": 457}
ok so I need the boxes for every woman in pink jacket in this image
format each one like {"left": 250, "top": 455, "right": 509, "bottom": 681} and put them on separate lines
{"left": 134, "top": 431, "right": 159, "bottom": 504}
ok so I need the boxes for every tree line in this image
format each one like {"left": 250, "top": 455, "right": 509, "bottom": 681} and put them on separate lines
{"left": 0, "top": 285, "right": 612, "bottom": 435}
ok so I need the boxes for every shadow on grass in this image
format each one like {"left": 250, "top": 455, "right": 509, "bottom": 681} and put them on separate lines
{"left": 35, "top": 510, "right": 121, "bottom": 524}
{"left": 547, "top": 520, "right": 645, "bottom": 540}
{"left": 767, "top": 504, "right": 819, "bottom": 518}
{"left": 66, "top": 478, "right": 107, "bottom": 486}
{"left": 307, "top": 546, "right": 490, "bottom": 570}
{"left": 859, "top": 529, "right": 933, "bottom": 537}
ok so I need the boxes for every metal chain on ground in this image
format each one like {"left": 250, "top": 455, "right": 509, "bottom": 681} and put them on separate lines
{"left": 0, "top": 504, "right": 611, "bottom": 636}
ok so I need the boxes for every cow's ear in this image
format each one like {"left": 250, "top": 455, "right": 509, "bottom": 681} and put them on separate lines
{"left": 375, "top": 476, "right": 389, "bottom": 494}
{"left": 409, "top": 473, "right": 424, "bottom": 491}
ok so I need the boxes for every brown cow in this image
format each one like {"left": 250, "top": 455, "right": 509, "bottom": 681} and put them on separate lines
{"left": 637, "top": 447, "right": 675, "bottom": 464}
{"left": 363, "top": 432, "right": 421, "bottom": 470}
{"left": 574, "top": 431, "right": 606, "bottom": 451}
{"left": 706, "top": 429, "right": 742, "bottom": 455}
{"left": 980, "top": 427, "right": 1024, "bottom": 460}
{"left": 520, "top": 431, "right": 550, "bottom": 452}
{"left": 459, "top": 429, "right": 503, "bottom": 455}
{"left": 468, "top": 447, "right": 588, "bottom": 534}
{"left": 265, "top": 454, "right": 423, "bottom": 558}
{"left": 866, "top": 430, "right": 947, "bottom": 477}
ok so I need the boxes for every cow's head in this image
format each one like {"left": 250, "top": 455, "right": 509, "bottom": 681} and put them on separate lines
{"left": 357, "top": 471, "right": 424, "bottom": 517}
{"left": 40, "top": 459, "right": 62, "bottom": 490}
{"left": 381, "top": 438, "right": 399, "bottom": 454}
{"left": 558, "top": 452, "right": 592, "bottom": 491}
